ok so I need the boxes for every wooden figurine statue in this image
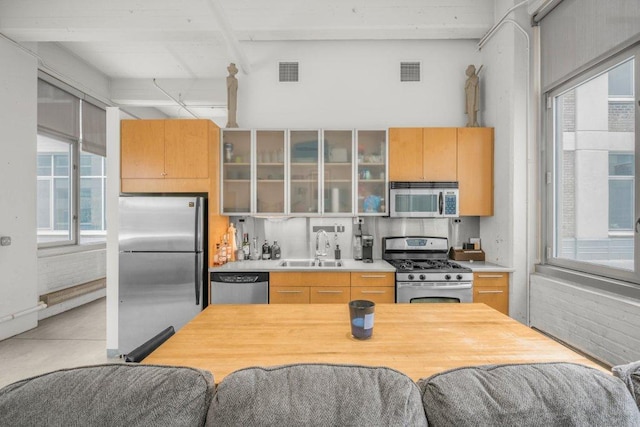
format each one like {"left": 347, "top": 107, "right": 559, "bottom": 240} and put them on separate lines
{"left": 464, "top": 64, "right": 482, "bottom": 127}
{"left": 226, "top": 63, "right": 239, "bottom": 128}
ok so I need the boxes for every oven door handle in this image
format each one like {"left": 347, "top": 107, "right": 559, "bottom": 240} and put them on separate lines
{"left": 438, "top": 191, "right": 443, "bottom": 215}
{"left": 398, "top": 283, "right": 472, "bottom": 290}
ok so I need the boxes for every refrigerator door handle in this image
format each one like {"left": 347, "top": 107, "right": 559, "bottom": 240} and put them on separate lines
{"left": 195, "top": 255, "right": 201, "bottom": 305}
{"left": 195, "top": 197, "right": 203, "bottom": 252}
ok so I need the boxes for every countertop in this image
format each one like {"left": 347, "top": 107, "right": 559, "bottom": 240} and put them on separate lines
{"left": 209, "top": 259, "right": 512, "bottom": 273}
{"left": 209, "top": 259, "right": 395, "bottom": 273}
{"left": 455, "top": 261, "right": 514, "bottom": 273}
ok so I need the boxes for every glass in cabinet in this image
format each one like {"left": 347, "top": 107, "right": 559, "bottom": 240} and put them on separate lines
{"left": 323, "top": 130, "right": 353, "bottom": 214}
{"left": 221, "top": 129, "right": 251, "bottom": 214}
{"left": 256, "top": 130, "right": 286, "bottom": 214}
{"left": 289, "top": 130, "right": 320, "bottom": 215}
{"left": 356, "top": 130, "right": 387, "bottom": 215}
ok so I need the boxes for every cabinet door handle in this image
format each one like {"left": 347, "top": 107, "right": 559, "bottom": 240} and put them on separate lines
{"left": 277, "top": 290, "right": 303, "bottom": 294}
{"left": 361, "top": 290, "right": 386, "bottom": 294}
{"left": 477, "top": 274, "right": 504, "bottom": 278}
{"left": 317, "top": 290, "right": 343, "bottom": 294}
{"left": 360, "top": 275, "right": 387, "bottom": 278}
{"left": 477, "top": 290, "right": 504, "bottom": 294}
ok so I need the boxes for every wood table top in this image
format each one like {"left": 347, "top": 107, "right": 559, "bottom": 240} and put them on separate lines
{"left": 144, "top": 303, "right": 606, "bottom": 382}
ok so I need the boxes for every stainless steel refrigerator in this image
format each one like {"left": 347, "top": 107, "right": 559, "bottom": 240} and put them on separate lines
{"left": 118, "top": 196, "right": 206, "bottom": 355}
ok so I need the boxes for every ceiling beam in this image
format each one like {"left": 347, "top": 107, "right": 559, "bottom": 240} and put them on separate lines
{"left": 110, "top": 78, "right": 226, "bottom": 107}
{"left": 205, "top": 0, "right": 251, "bottom": 74}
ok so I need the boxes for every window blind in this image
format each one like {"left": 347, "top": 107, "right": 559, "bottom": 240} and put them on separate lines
{"left": 81, "top": 101, "right": 106, "bottom": 157}
{"left": 37, "top": 79, "right": 80, "bottom": 140}
{"left": 539, "top": 0, "right": 640, "bottom": 91}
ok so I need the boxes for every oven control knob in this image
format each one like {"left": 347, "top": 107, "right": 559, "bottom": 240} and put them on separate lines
{"left": 408, "top": 274, "right": 414, "bottom": 280}
{"left": 419, "top": 274, "right": 426, "bottom": 280}
{"left": 456, "top": 274, "right": 463, "bottom": 280}
{"left": 444, "top": 274, "right": 452, "bottom": 280}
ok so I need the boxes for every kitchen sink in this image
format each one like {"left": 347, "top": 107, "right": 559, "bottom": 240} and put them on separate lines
{"left": 278, "top": 260, "right": 317, "bottom": 267}
{"left": 278, "top": 259, "right": 344, "bottom": 268}
{"left": 318, "top": 260, "right": 344, "bottom": 267}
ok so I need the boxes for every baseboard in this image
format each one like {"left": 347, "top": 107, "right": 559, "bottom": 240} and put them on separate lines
{"left": 40, "top": 278, "right": 106, "bottom": 306}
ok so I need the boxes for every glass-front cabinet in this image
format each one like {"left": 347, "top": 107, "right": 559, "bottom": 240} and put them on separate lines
{"left": 221, "top": 129, "right": 251, "bottom": 214}
{"left": 356, "top": 130, "right": 387, "bottom": 215}
{"left": 256, "top": 130, "right": 286, "bottom": 214}
{"left": 221, "top": 128, "right": 387, "bottom": 216}
{"left": 289, "top": 130, "right": 320, "bottom": 215}
{"left": 323, "top": 130, "right": 353, "bottom": 215}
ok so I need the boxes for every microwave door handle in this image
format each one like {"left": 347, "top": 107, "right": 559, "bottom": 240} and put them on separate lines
{"left": 438, "top": 191, "right": 443, "bottom": 215}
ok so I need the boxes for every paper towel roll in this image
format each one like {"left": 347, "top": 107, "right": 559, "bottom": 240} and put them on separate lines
{"left": 331, "top": 188, "right": 340, "bottom": 212}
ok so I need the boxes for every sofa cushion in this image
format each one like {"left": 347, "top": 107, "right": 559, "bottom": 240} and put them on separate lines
{"left": 207, "top": 363, "right": 427, "bottom": 427}
{"left": 614, "top": 360, "right": 640, "bottom": 409}
{"left": 417, "top": 362, "right": 640, "bottom": 427}
{"left": 0, "top": 363, "right": 214, "bottom": 427}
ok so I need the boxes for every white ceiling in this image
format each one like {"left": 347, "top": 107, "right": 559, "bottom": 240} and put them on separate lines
{"left": 0, "top": 0, "right": 496, "bottom": 117}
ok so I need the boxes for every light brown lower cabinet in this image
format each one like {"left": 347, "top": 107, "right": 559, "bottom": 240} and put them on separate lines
{"left": 269, "top": 271, "right": 394, "bottom": 304}
{"left": 350, "top": 272, "right": 395, "bottom": 304}
{"left": 310, "top": 287, "right": 351, "bottom": 304}
{"left": 473, "top": 272, "right": 509, "bottom": 315}
{"left": 270, "top": 286, "right": 310, "bottom": 304}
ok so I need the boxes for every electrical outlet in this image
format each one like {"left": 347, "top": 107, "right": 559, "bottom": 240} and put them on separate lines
{"left": 0, "top": 236, "right": 11, "bottom": 246}
{"left": 353, "top": 217, "right": 363, "bottom": 224}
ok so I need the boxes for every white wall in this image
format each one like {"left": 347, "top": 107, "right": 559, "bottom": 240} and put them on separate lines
{"left": 0, "top": 37, "right": 39, "bottom": 340}
{"left": 530, "top": 274, "right": 640, "bottom": 365}
{"left": 0, "top": 41, "right": 112, "bottom": 339}
{"left": 236, "top": 39, "right": 480, "bottom": 128}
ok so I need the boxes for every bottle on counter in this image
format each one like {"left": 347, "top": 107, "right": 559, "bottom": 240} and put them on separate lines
{"left": 220, "top": 238, "right": 228, "bottom": 264}
{"left": 262, "top": 240, "right": 271, "bottom": 260}
{"left": 241, "top": 233, "right": 250, "bottom": 260}
{"left": 334, "top": 244, "right": 341, "bottom": 260}
{"left": 214, "top": 243, "right": 220, "bottom": 265}
{"left": 251, "top": 237, "right": 260, "bottom": 260}
{"left": 271, "top": 241, "right": 281, "bottom": 260}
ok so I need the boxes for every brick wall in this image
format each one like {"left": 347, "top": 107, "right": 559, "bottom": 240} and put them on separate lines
{"left": 608, "top": 101, "right": 635, "bottom": 132}
{"left": 38, "top": 248, "right": 106, "bottom": 294}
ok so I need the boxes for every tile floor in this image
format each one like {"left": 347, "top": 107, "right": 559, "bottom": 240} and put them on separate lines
{"left": 0, "top": 298, "right": 119, "bottom": 388}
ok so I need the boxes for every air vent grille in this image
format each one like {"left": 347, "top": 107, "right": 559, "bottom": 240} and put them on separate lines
{"left": 400, "top": 62, "right": 421, "bottom": 82}
{"left": 279, "top": 62, "right": 299, "bottom": 82}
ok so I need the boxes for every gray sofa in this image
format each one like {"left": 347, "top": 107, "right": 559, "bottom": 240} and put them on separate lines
{"left": 1, "top": 361, "right": 639, "bottom": 426}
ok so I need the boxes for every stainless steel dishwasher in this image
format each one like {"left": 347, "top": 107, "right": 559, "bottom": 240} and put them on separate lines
{"left": 210, "top": 272, "right": 269, "bottom": 304}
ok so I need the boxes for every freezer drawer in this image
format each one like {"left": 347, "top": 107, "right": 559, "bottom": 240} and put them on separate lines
{"left": 119, "top": 196, "right": 204, "bottom": 252}
{"left": 119, "top": 252, "right": 203, "bottom": 354}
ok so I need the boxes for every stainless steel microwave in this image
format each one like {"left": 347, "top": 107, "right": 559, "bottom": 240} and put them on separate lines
{"left": 389, "top": 182, "right": 459, "bottom": 218}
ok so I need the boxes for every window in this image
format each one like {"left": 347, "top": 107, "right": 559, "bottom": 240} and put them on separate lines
{"left": 547, "top": 52, "right": 637, "bottom": 281}
{"left": 37, "top": 77, "right": 107, "bottom": 247}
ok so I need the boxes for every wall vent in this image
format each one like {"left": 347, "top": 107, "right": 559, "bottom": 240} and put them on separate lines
{"left": 279, "top": 62, "right": 299, "bottom": 82}
{"left": 400, "top": 62, "right": 421, "bottom": 82}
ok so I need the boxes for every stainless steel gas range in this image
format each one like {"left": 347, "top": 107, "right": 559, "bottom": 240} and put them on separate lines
{"left": 382, "top": 236, "right": 473, "bottom": 303}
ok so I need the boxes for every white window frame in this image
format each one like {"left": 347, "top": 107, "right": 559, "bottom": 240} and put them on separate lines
{"left": 542, "top": 45, "right": 640, "bottom": 286}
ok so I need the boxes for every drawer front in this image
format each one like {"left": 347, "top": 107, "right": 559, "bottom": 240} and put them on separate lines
{"left": 473, "top": 272, "right": 508, "bottom": 287}
{"left": 350, "top": 272, "right": 394, "bottom": 287}
{"left": 270, "top": 272, "right": 350, "bottom": 287}
{"left": 310, "top": 286, "right": 351, "bottom": 304}
{"left": 351, "top": 287, "right": 395, "bottom": 304}
{"left": 473, "top": 287, "right": 508, "bottom": 315}
{"left": 270, "top": 286, "right": 309, "bottom": 304}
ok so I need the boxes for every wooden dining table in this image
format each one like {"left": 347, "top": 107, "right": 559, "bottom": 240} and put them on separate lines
{"left": 144, "top": 303, "right": 606, "bottom": 382}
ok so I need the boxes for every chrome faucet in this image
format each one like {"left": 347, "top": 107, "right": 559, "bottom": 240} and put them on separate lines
{"left": 314, "top": 229, "right": 331, "bottom": 263}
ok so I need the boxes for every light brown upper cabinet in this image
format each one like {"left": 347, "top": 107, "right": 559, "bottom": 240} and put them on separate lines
{"left": 121, "top": 119, "right": 214, "bottom": 193}
{"left": 457, "top": 127, "right": 493, "bottom": 216}
{"left": 388, "top": 127, "right": 493, "bottom": 216}
{"left": 388, "top": 128, "right": 457, "bottom": 181}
